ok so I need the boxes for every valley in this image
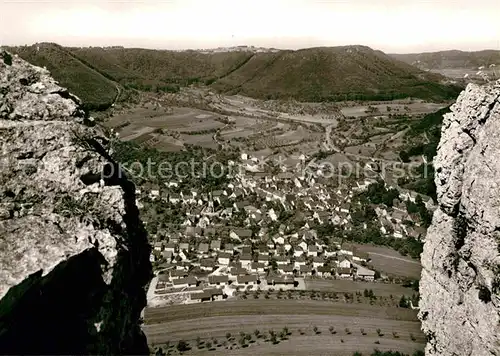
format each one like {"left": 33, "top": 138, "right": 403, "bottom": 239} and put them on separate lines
{"left": 1, "top": 0, "right": 499, "bottom": 354}
{"left": 86, "top": 51, "right": 450, "bottom": 356}
{"left": 104, "top": 82, "right": 439, "bottom": 356}
{"left": 3, "top": 42, "right": 481, "bottom": 356}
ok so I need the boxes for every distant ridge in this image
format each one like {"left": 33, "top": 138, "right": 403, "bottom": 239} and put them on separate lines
{"left": 6, "top": 43, "right": 463, "bottom": 109}
{"left": 390, "top": 50, "right": 500, "bottom": 70}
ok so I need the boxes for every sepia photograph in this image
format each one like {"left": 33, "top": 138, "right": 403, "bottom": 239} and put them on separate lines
{"left": 0, "top": 1, "right": 499, "bottom": 355}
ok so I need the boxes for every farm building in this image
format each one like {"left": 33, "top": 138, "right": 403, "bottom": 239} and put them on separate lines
{"left": 236, "top": 274, "right": 259, "bottom": 286}
{"left": 354, "top": 264, "right": 376, "bottom": 281}
{"left": 337, "top": 267, "right": 353, "bottom": 279}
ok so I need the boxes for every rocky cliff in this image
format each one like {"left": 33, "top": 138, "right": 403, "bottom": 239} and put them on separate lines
{"left": 419, "top": 80, "right": 500, "bottom": 355}
{"left": 0, "top": 50, "right": 152, "bottom": 354}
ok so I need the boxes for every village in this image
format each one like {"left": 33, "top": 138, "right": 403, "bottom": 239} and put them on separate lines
{"left": 141, "top": 150, "right": 432, "bottom": 307}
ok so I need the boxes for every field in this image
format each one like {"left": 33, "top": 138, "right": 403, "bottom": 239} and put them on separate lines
{"left": 354, "top": 245, "right": 422, "bottom": 279}
{"left": 106, "top": 93, "right": 330, "bottom": 156}
{"left": 304, "top": 279, "right": 414, "bottom": 297}
{"left": 144, "top": 300, "right": 424, "bottom": 356}
{"left": 102, "top": 82, "right": 453, "bottom": 169}
{"left": 340, "top": 101, "right": 446, "bottom": 118}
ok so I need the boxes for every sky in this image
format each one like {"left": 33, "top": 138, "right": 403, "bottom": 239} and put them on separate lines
{"left": 1, "top": 0, "right": 499, "bottom": 53}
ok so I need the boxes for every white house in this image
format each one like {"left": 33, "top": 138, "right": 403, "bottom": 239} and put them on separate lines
{"left": 299, "top": 265, "right": 313, "bottom": 276}
{"left": 294, "top": 246, "right": 304, "bottom": 257}
{"left": 307, "top": 245, "right": 319, "bottom": 257}
{"left": 257, "top": 254, "right": 269, "bottom": 266}
{"left": 338, "top": 256, "right": 351, "bottom": 269}
{"left": 230, "top": 228, "right": 252, "bottom": 241}
{"left": 353, "top": 251, "right": 369, "bottom": 263}
{"left": 200, "top": 259, "right": 216, "bottom": 271}
{"left": 218, "top": 252, "right": 232, "bottom": 265}
{"left": 323, "top": 249, "right": 336, "bottom": 258}
{"left": 294, "top": 257, "right": 307, "bottom": 269}
{"left": 165, "top": 243, "right": 176, "bottom": 253}
{"left": 153, "top": 242, "right": 163, "bottom": 252}
{"left": 337, "top": 268, "right": 352, "bottom": 279}
{"left": 312, "top": 257, "right": 325, "bottom": 269}
{"left": 168, "top": 193, "right": 181, "bottom": 204}
{"left": 240, "top": 254, "right": 253, "bottom": 270}
{"left": 275, "top": 255, "right": 288, "bottom": 266}
{"left": 273, "top": 236, "right": 285, "bottom": 245}
{"left": 340, "top": 243, "right": 354, "bottom": 256}
{"left": 250, "top": 262, "right": 266, "bottom": 273}
{"left": 236, "top": 274, "right": 259, "bottom": 286}
{"left": 316, "top": 266, "right": 332, "bottom": 278}
{"left": 210, "top": 239, "right": 222, "bottom": 251}
{"left": 178, "top": 249, "right": 188, "bottom": 261}
{"left": 173, "top": 276, "right": 197, "bottom": 289}
{"left": 393, "top": 226, "right": 404, "bottom": 239}
{"left": 161, "top": 251, "right": 174, "bottom": 261}
{"left": 208, "top": 275, "right": 229, "bottom": 286}
{"left": 150, "top": 187, "right": 160, "bottom": 199}
{"left": 278, "top": 264, "right": 294, "bottom": 276}
{"left": 355, "top": 265, "right": 375, "bottom": 281}
{"left": 223, "top": 244, "right": 234, "bottom": 254}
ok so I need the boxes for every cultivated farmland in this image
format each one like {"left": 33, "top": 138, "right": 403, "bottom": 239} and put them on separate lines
{"left": 144, "top": 300, "right": 424, "bottom": 355}
{"left": 354, "top": 245, "right": 423, "bottom": 279}
{"left": 304, "top": 279, "right": 414, "bottom": 297}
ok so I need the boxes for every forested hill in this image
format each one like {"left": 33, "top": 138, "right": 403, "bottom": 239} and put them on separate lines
{"left": 7, "top": 43, "right": 463, "bottom": 109}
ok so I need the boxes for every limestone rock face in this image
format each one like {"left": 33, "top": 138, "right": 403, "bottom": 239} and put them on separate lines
{"left": 419, "top": 80, "right": 500, "bottom": 355}
{"left": 0, "top": 50, "right": 151, "bottom": 354}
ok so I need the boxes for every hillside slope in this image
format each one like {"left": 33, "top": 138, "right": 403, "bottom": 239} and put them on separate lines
{"left": 7, "top": 44, "right": 463, "bottom": 107}
{"left": 213, "top": 46, "right": 462, "bottom": 101}
{"left": 69, "top": 46, "right": 253, "bottom": 90}
{"left": 6, "top": 44, "right": 120, "bottom": 111}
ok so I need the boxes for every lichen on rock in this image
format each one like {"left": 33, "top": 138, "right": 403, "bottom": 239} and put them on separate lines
{"left": 419, "top": 80, "right": 500, "bottom": 356}
{"left": 0, "top": 50, "right": 151, "bottom": 355}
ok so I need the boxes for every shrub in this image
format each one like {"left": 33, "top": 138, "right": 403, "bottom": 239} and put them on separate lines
{"left": 176, "top": 340, "right": 190, "bottom": 352}
{"left": 2, "top": 51, "right": 13, "bottom": 66}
